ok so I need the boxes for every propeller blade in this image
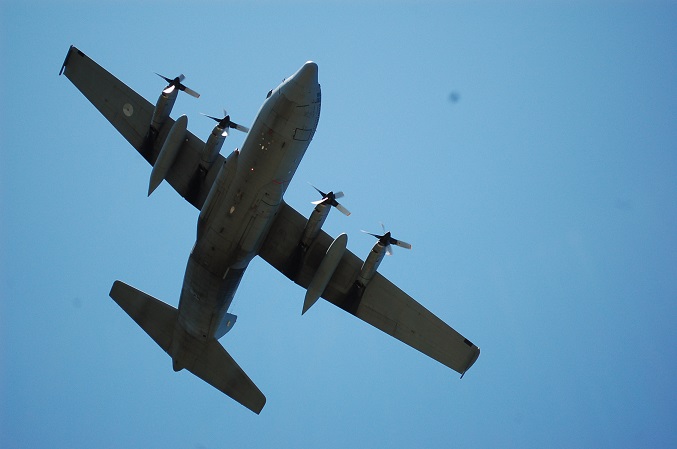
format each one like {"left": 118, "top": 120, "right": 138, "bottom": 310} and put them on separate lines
{"left": 386, "top": 244, "right": 393, "bottom": 256}
{"left": 155, "top": 72, "right": 172, "bottom": 84}
{"left": 178, "top": 74, "right": 185, "bottom": 82}
{"left": 202, "top": 113, "right": 221, "bottom": 122}
{"left": 162, "top": 85, "right": 176, "bottom": 95}
{"left": 231, "top": 122, "right": 250, "bottom": 133}
{"left": 333, "top": 191, "right": 345, "bottom": 200}
{"left": 335, "top": 203, "right": 351, "bottom": 216}
{"left": 310, "top": 183, "right": 326, "bottom": 198}
{"left": 182, "top": 86, "right": 200, "bottom": 98}
{"left": 393, "top": 239, "right": 412, "bottom": 250}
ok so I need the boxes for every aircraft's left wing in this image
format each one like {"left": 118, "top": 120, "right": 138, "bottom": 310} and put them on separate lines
{"left": 259, "top": 202, "right": 480, "bottom": 377}
{"left": 60, "top": 45, "right": 221, "bottom": 209}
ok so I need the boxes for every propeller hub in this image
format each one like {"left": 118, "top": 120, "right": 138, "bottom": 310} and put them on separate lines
{"left": 309, "top": 184, "right": 350, "bottom": 216}
{"left": 203, "top": 111, "right": 249, "bottom": 134}
{"left": 363, "top": 226, "right": 411, "bottom": 255}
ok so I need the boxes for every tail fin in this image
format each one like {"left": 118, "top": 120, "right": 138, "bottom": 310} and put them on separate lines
{"left": 109, "top": 280, "right": 177, "bottom": 354}
{"left": 108, "top": 280, "right": 266, "bottom": 414}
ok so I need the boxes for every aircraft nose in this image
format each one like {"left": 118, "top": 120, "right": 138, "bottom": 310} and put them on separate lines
{"left": 281, "top": 61, "right": 319, "bottom": 104}
{"left": 291, "top": 61, "right": 318, "bottom": 87}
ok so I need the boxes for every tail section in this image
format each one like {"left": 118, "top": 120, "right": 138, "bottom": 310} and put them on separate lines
{"left": 109, "top": 280, "right": 177, "bottom": 354}
{"left": 108, "top": 280, "right": 266, "bottom": 414}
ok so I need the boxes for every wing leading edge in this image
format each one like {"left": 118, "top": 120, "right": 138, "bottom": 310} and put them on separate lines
{"left": 259, "top": 202, "right": 480, "bottom": 376}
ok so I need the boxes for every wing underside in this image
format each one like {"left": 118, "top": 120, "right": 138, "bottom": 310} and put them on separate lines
{"left": 259, "top": 202, "right": 480, "bottom": 376}
{"left": 61, "top": 45, "right": 221, "bottom": 210}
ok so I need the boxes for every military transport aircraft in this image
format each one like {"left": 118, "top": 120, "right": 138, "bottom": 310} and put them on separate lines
{"left": 60, "top": 45, "right": 480, "bottom": 414}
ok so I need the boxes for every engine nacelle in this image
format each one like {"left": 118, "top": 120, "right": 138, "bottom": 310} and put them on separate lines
{"left": 150, "top": 89, "right": 179, "bottom": 133}
{"left": 299, "top": 203, "right": 331, "bottom": 249}
{"left": 356, "top": 242, "right": 387, "bottom": 287}
{"left": 201, "top": 125, "right": 227, "bottom": 167}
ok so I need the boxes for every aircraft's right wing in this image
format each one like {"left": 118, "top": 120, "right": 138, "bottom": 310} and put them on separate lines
{"left": 259, "top": 202, "right": 480, "bottom": 376}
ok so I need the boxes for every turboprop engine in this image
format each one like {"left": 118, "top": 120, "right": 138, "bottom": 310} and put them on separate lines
{"left": 201, "top": 111, "right": 250, "bottom": 167}
{"left": 149, "top": 74, "right": 200, "bottom": 135}
{"left": 356, "top": 226, "right": 411, "bottom": 287}
{"left": 284, "top": 186, "right": 350, "bottom": 281}
{"left": 299, "top": 186, "right": 350, "bottom": 249}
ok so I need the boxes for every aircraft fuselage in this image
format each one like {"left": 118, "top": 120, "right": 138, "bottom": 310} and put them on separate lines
{"left": 170, "top": 62, "right": 321, "bottom": 369}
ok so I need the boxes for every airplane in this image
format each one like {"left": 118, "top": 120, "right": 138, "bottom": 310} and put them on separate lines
{"left": 60, "top": 45, "right": 480, "bottom": 414}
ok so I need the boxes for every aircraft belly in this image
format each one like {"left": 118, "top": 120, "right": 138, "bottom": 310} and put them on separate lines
{"left": 236, "top": 181, "right": 283, "bottom": 259}
{"left": 198, "top": 122, "right": 310, "bottom": 263}
{"left": 176, "top": 135, "right": 308, "bottom": 340}
{"left": 177, "top": 255, "right": 246, "bottom": 340}
{"left": 176, "top": 84, "right": 319, "bottom": 341}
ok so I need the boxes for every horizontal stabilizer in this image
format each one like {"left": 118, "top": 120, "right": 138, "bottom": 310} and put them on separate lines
{"left": 109, "top": 280, "right": 177, "bottom": 354}
{"left": 110, "top": 281, "right": 265, "bottom": 413}
{"left": 187, "top": 338, "right": 266, "bottom": 414}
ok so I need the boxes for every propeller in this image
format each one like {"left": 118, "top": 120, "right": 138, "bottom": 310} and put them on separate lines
{"left": 155, "top": 73, "right": 200, "bottom": 98}
{"left": 362, "top": 224, "right": 411, "bottom": 256}
{"left": 310, "top": 184, "right": 351, "bottom": 216}
{"left": 202, "top": 109, "right": 250, "bottom": 136}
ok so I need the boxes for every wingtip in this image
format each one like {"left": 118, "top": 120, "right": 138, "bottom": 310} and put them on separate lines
{"left": 460, "top": 345, "right": 481, "bottom": 379}
{"left": 109, "top": 280, "right": 123, "bottom": 297}
{"left": 252, "top": 397, "right": 266, "bottom": 415}
{"left": 148, "top": 175, "right": 162, "bottom": 196}
{"left": 60, "top": 44, "right": 75, "bottom": 76}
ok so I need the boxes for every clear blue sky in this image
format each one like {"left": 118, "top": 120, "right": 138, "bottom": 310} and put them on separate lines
{"left": 2, "top": 1, "right": 676, "bottom": 448}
